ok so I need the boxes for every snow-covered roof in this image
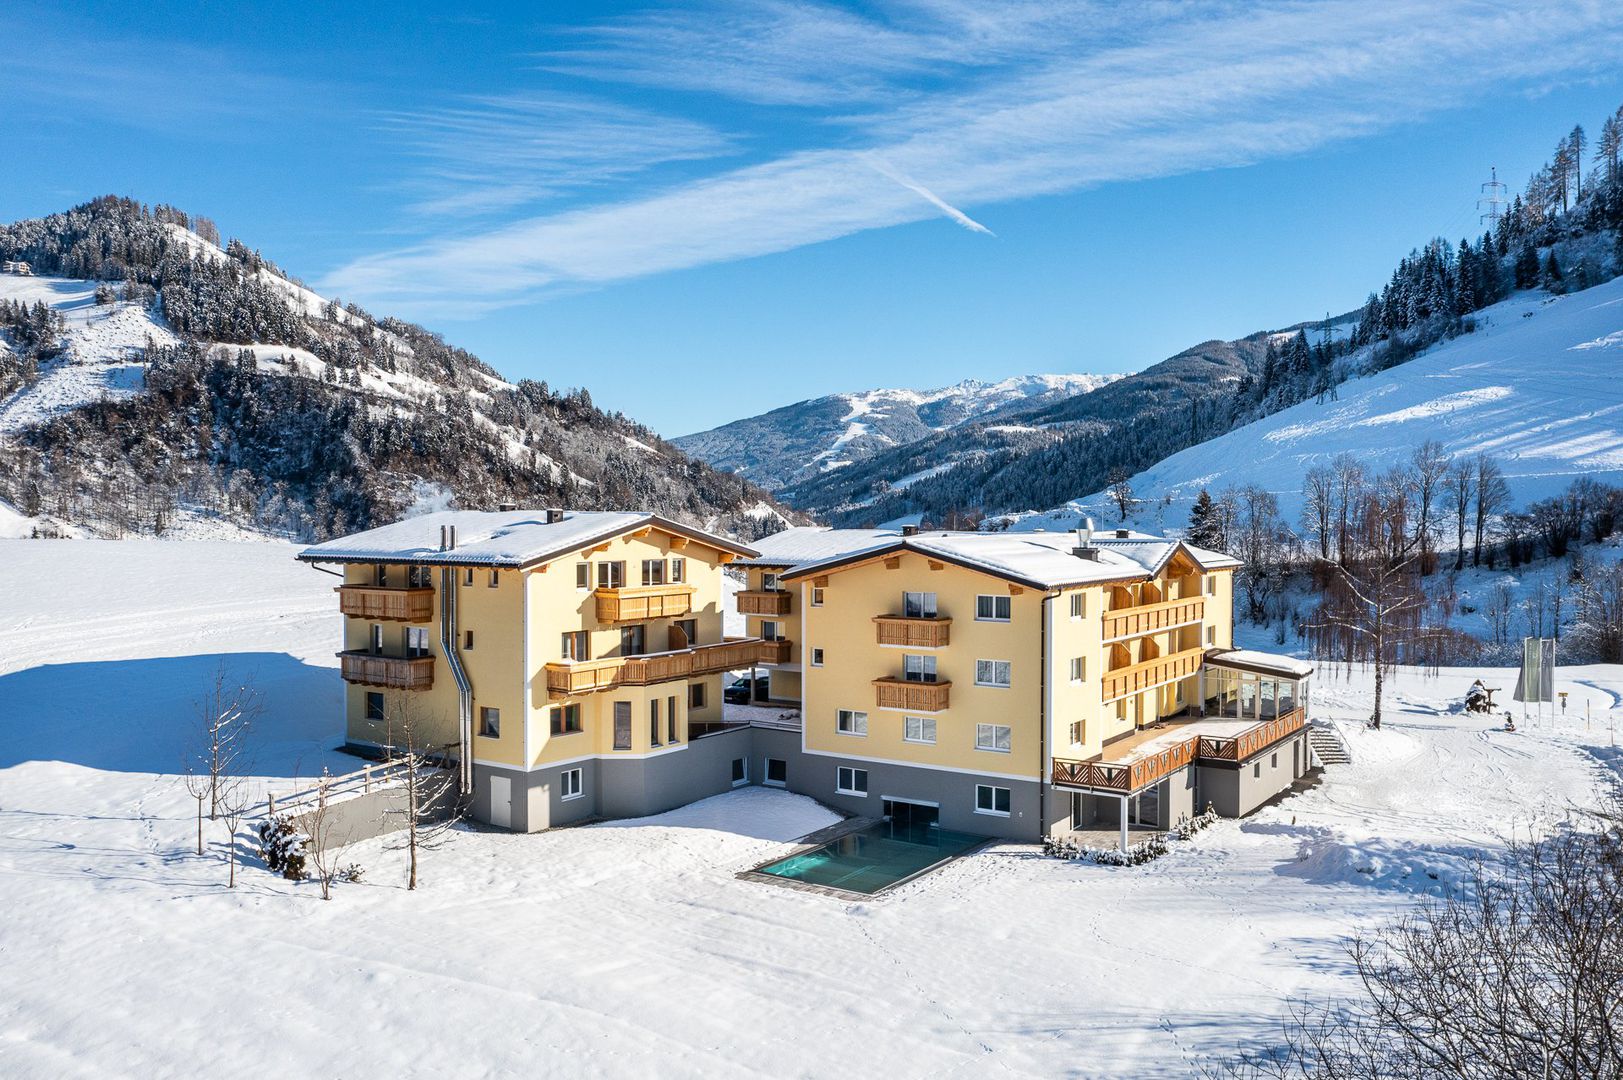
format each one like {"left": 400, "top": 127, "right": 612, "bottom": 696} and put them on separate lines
{"left": 298, "top": 510, "right": 756, "bottom": 568}
{"left": 1205, "top": 649, "right": 1315, "bottom": 679}
{"left": 734, "top": 526, "right": 907, "bottom": 568}
{"left": 778, "top": 528, "right": 1238, "bottom": 589}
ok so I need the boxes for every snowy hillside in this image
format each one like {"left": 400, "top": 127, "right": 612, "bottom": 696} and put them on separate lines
{"left": 2, "top": 538, "right": 1619, "bottom": 1077}
{"left": 0, "top": 198, "right": 795, "bottom": 541}
{"left": 1005, "top": 279, "right": 1623, "bottom": 534}
{"left": 673, "top": 372, "right": 1118, "bottom": 490}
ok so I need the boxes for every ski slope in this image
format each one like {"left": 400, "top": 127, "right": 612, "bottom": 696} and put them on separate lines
{"left": 1009, "top": 279, "right": 1623, "bottom": 533}
{"left": 1, "top": 539, "right": 1619, "bottom": 1077}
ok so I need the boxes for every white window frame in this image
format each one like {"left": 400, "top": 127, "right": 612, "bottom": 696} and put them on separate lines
{"left": 641, "top": 558, "right": 666, "bottom": 586}
{"left": 732, "top": 757, "right": 749, "bottom": 786}
{"left": 598, "top": 560, "right": 625, "bottom": 589}
{"left": 810, "top": 647, "right": 824, "bottom": 667}
{"left": 810, "top": 587, "right": 824, "bottom": 606}
{"left": 903, "top": 716, "right": 937, "bottom": 744}
{"left": 561, "top": 767, "right": 584, "bottom": 801}
{"left": 762, "top": 572, "right": 780, "bottom": 591}
{"left": 764, "top": 758, "right": 787, "bottom": 787}
{"left": 836, "top": 766, "right": 869, "bottom": 797}
{"left": 902, "top": 591, "right": 937, "bottom": 618}
{"left": 670, "top": 557, "right": 685, "bottom": 583}
{"left": 1206, "top": 625, "right": 1216, "bottom": 645}
{"left": 575, "top": 562, "right": 590, "bottom": 590}
{"left": 479, "top": 706, "right": 500, "bottom": 739}
{"left": 903, "top": 654, "right": 937, "bottom": 683}
{"left": 1069, "top": 720, "right": 1084, "bottom": 745}
{"left": 975, "top": 784, "right": 1011, "bottom": 817}
{"left": 1070, "top": 592, "right": 1085, "bottom": 619}
{"left": 1069, "top": 657, "right": 1084, "bottom": 683}
{"left": 1206, "top": 575, "right": 1217, "bottom": 595}
{"left": 975, "top": 723, "right": 1012, "bottom": 753}
{"left": 836, "top": 709, "right": 868, "bottom": 737}
{"left": 760, "top": 620, "right": 782, "bottom": 642}
{"left": 975, "top": 594, "right": 1011, "bottom": 622}
{"left": 975, "top": 659, "right": 1012, "bottom": 688}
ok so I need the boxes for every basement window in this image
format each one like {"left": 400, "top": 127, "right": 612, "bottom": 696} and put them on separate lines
{"left": 561, "top": 768, "right": 584, "bottom": 800}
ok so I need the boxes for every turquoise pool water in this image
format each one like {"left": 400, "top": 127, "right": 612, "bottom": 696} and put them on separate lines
{"left": 757, "top": 821, "right": 987, "bottom": 894}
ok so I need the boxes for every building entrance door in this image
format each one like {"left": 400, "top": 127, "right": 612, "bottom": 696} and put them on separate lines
{"left": 883, "top": 799, "right": 939, "bottom": 842}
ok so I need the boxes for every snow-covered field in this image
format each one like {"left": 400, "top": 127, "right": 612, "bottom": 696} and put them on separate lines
{"left": 2, "top": 539, "right": 1620, "bottom": 1078}
{"left": 1007, "top": 278, "right": 1623, "bottom": 534}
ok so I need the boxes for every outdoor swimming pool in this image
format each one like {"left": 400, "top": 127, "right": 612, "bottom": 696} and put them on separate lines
{"left": 755, "top": 819, "right": 988, "bottom": 894}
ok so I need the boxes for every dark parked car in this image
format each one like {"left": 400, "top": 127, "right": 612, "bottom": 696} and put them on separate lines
{"left": 724, "top": 674, "right": 769, "bottom": 704}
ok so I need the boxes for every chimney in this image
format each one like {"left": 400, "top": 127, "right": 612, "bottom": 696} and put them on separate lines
{"left": 545, "top": 508, "right": 566, "bottom": 524}
{"left": 901, "top": 524, "right": 918, "bottom": 537}
{"left": 1072, "top": 517, "right": 1098, "bottom": 560}
{"left": 439, "top": 525, "right": 448, "bottom": 552}
{"left": 498, "top": 501, "right": 518, "bottom": 512}
{"left": 1115, "top": 529, "right": 1130, "bottom": 539}
{"left": 447, "top": 525, "right": 457, "bottom": 551}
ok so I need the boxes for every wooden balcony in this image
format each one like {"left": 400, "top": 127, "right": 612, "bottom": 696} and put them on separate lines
{"left": 339, "top": 651, "right": 435, "bottom": 690}
{"left": 594, "top": 585, "right": 695, "bottom": 623}
{"left": 873, "top": 615, "right": 952, "bottom": 648}
{"left": 1100, "top": 646, "right": 1204, "bottom": 703}
{"left": 873, "top": 677, "right": 952, "bottom": 712}
{"left": 1053, "top": 707, "right": 1307, "bottom": 793}
{"left": 1102, "top": 596, "right": 1204, "bottom": 641}
{"left": 544, "top": 638, "right": 763, "bottom": 697}
{"left": 1052, "top": 736, "right": 1198, "bottom": 794}
{"left": 737, "top": 590, "right": 792, "bottom": 616}
{"left": 1197, "top": 707, "right": 1306, "bottom": 761}
{"left": 336, "top": 585, "right": 435, "bottom": 623}
{"left": 756, "top": 638, "right": 792, "bottom": 664}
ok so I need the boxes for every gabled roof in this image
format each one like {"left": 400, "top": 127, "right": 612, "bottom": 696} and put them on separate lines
{"left": 297, "top": 510, "right": 756, "bottom": 569}
{"left": 733, "top": 526, "right": 907, "bottom": 568}
{"left": 778, "top": 529, "right": 1239, "bottom": 590}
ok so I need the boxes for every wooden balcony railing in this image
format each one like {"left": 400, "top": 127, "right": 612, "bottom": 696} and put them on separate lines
{"left": 1101, "top": 646, "right": 1204, "bottom": 703}
{"left": 1053, "top": 707, "right": 1307, "bottom": 794}
{"left": 756, "top": 638, "right": 792, "bottom": 664}
{"left": 594, "top": 585, "right": 695, "bottom": 623}
{"left": 1198, "top": 707, "right": 1306, "bottom": 761}
{"left": 339, "top": 651, "right": 435, "bottom": 690}
{"left": 1102, "top": 596, "right": 1204, "bottom": 641}
{"left": 544, "top": 638, "right": 763, "bottom": 697}
{"left": 873, "top": 677, "right": 952, "bottom": 712}
{"left": 1052, "top": 735, "right": 1198, "bottom": 793}
{"left": 737, "top": 590, "right": 793, "bottom": 616}
{"left": 873, "top": 615, "right": 952, "bottom": 648}
{"left": 337, "top": 585, "right": 435, "bottom": 623}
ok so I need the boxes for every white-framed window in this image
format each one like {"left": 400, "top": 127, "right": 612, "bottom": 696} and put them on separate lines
{"left": 1069, "top": 720, "right": 1084, "bottom": 745}
{"left": 836, "top": 767, "right": 869, "bottom": 796}
{"left": 670, "top": 557, "right": 685, "bottom": 583}
{"left": 732, "top": 758, "right": 749, "bottom": 786}
{"left": 904, "top": 716, "right": 936, "bottom": 744}
{"left": 1069, "top": 657, "right": 1084, "bottom": 682}
{"left": 761, "top": 620, "right": 782, "bottom": 641}
{"left": 975, "top": 594, "right": 1011, "bottom": 621}
{"left": 902, "top": 591, "right": 937, "bottom": 618}
{"left": 762, "top": 572, "right": 780, "bottom": 591}
{"left": 975, "top": 723, "right": 1012, "bottom": 753}
{"left": 463, "top": 568, "right": 474, "bottom": 587}
{"left": 903, "top": 654, "right": 937, "bottom": 683}
{"left": 1206, "top": 625, "right": 1216, "bottom": 645}
{"left": 479, "top": 707, "right": 500, "bottom": 738}
{"left": 975, "top": 784, "right": 1011, "bottom": 816}
{"left": 836, "top": 709, "right": 868, "bottom": 736}
{"left": 561, "top": 768, "right": 584, "bottom": 800}
{"left": 597, "top": 560, "right": 625, "bottom": 589}
{"left": 811, "top": 587, "right": 824, "bottom": 606}
{"left": 765, "top": 758, "right": 787, "bottom": 786}
{"left": 975, "top": 659, "right": 1012, "bottom": 688}
{"left": 488, "top": 570, "right": 499, "bottom": 588}
{"left": 810, "top": 647, "right": 825, "bottom": 667}
{"left": 642, "top": 558, "right": 666, "bottom": 586}
{"left": 1070, "top": 592, "right": 1085, "bottom": 619}
{"left": 406, "top": 626, "right": 430, "bottom": 657}
{"left": 575, "top": 562, "right": 590, "bottom": 590}
{"left": 1206, "top": 575, "right": 1216, "bottom": 595}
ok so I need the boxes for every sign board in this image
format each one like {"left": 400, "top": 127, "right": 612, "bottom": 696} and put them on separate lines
{"left": 1512, "top": 637, "right": 1556, "bottom": 704}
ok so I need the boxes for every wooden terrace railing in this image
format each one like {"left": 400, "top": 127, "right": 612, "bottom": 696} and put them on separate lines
{"left": 338, "top": 651, "right": 435, "bottom": 690}
{"left": 872, "top": 677, "right": 952, "bottom": 712}
{"left": 1197, "top": 707, "right": 1306, "bottom": 762}
{"left": 1052, "top": 707, "right": 1308, "bottom": 794}
{"left": 336, "top": 585, "right": 436, "bottom": 623}
{"left": 1101, "top": 596, "right": 1204, "bottom": 641}
{"left": 594, "top": 585, "right": 695, "bottom": 623}
{"left": 737, "top": 590, "right": 793, "bottom": 616}
{"left": 1100, "top": 646, "right": 1204, "bottom": 703}
{"left": 544, "top": 637, "right": 767, "bottom": 697}
{"left": 872, "top": 615, "right": 952, "bottom": 648}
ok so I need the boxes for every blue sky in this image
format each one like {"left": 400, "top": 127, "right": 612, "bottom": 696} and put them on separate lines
{"left": 5, "top": 1, "right": 1623, "bottom": 436}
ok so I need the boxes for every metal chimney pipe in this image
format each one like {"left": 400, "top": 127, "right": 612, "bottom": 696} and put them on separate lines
{"left": 439, "top": 525, "right": 447, "bottom": 552}
{"left": 448, "top": 525, "right": 457, "bottom": 551}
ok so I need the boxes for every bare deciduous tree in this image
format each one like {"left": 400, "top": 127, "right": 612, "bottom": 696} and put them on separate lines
{"left": 1217, "top": 799, "right": 1623, "bottom": 1079}
{"left": 218, "top": 777, "right": 252, "bottom": 888}
{"left": 1444, "top": 457, "right": 1476, "bottom": 572}
{"left": 1105, "top": 468, "right": 1137, "bottom": 524}
{"left": 383, "top": 700, "right": 461, "bottom": 891}
{"left": 302, "top": 770, "right": 358, "bottom": 901}
{"left": 1411, "top": 440, "right": 1450, "bottom": 574}
{"left": 1472, "top": 454, "right": 1510, "bottom": 567}
{"left": 181, "top": 765, "right": 209, "bottom": 856}
{"left": 197, "top": 665, "right": 258, "bottom": 819}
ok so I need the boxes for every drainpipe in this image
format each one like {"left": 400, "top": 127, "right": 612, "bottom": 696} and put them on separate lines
{"left": 437, "top": 532, "right": 474, "bottom": 794}
{"left": 1119, "top": 794, "right": 1129, "bottom": 852}
{"left": 1040, "top": 591, "right": 1055, "bottom": 840}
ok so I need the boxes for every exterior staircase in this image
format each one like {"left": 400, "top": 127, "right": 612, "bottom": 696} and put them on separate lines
{"left": 1307, "top": 723, "right": 1351, "bottom": 767}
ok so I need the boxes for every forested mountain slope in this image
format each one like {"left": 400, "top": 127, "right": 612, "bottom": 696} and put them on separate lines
{"left": 0, "top": 198, "right": 795, "bottom": 540}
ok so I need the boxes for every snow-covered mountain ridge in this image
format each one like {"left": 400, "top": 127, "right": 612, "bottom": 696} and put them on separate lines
{"left": 672, "top": 371, "right": 1119, "bottom": 490}
{"left": 1001, "top": 278, "right": 1623, "bottom": 535}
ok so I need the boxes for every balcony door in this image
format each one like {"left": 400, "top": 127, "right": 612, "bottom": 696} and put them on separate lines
{"left": 405, "top": 627, "right": 430, "bottom": 658}
{"left": 612, "top": 701, "right": 632, "bottom": 750}
{"left": 903, "top": 591, "right": 937, "bottom": 618}
{"left": 903, "top": 655, "right": 937, "bottom": 683}
{"left": 621, "top": 624, "right": 646, "bottom": 656}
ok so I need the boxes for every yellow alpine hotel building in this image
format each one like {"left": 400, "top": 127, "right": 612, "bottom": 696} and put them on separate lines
{"left": 300, "top": 512, "right": 1315, "bottom": 846}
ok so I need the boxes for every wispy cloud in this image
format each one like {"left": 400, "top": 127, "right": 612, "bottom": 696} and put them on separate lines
{"left": 325, "top": 0, "right": 1623, "bottom": 318}
{"left": 379, "top": 94, "right": 737, "bottom": 217}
